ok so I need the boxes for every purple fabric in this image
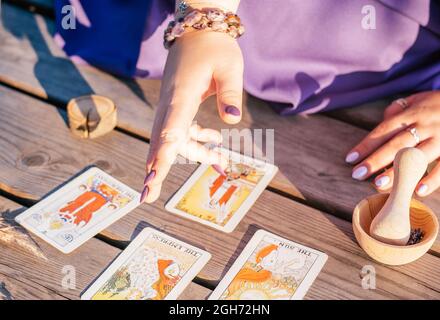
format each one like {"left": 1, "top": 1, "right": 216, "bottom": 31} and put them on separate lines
{"left": 55, "top": 0, "right": 440, "bottom": 115}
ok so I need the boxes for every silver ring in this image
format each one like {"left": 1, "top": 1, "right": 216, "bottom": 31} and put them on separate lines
{"left": 408, "top": 127, "right": 420, "bottom": 144}
{"left": 395, "top": 98, "right": 409, "bottom": 110}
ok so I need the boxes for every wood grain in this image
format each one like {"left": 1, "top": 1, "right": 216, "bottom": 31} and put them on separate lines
{"left": 325, "top": 99, "right": 389, "bottom": 130}
{"left": 0, "top": 195, "right": 210, "bottom": 300}
{"left": 5, "top": 2, "right": 440, "bottom": 221}
{"left": 8, "top": 0, "right": 389, "bottom": 132}
{"left": 0, "top": 3, "right": 157, "bottom": 138}
{"left": 4, "top": 3, "right": 440, "bottom": 230}
{"left": 0, "top": 1, "right": 440, "bottom": 297}
{"left": 0, "top": 3, "right": 382, "bottom": 216}
{"left": 1, "top": 86, "right": 440, "bottom": 299}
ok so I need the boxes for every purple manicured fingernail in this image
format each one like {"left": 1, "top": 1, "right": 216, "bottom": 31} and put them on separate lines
{"left": 375, "top": 175, "right": 390, "bottom": 189}
{"left": 345, "top": 151, "right": 359, "bottom": 164}
{"left": 225, "top": 105, "right": 241, "bottom": 116}
{"left": 143, "top": 170, "right": 156, "bottom": 185}
{"left": 352, "top": 166, "right": 368, "bottom": 180}
{"left": 140, "top": 185, "right": 149, "bottom": 203}
{"left": 417, "top": 184, "right": 428, "bottom": 196}
{"left": 212, "top": 164, "right": 227, "bottom": 177}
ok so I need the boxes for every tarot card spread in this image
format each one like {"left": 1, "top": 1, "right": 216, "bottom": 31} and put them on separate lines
{"left": 209, "top": 230, "right": 328, "bottom": 300}
{"left": 15, "top": 167, "right": 139, "bottom": 253}
{"left": 166, "top": 149, "right": 278, "bottom": 233}
{"left": 81, "top": 228, "right": 211, "bottom": 300}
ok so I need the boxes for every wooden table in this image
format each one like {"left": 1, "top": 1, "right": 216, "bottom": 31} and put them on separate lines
{"left": 1, "top": 0, "right": 439, "bottom": 300}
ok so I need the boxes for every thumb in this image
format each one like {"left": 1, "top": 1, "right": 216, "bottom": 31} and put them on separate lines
{"left": 215, "top": 68, "right": 243, "bottom": 125}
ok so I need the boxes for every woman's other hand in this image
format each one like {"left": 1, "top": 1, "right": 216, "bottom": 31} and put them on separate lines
{"left": 141, "top": 30, "right": 244, "bottom": 203}
{"left": 346, "top": 91, "right": 440, "bottom": 196}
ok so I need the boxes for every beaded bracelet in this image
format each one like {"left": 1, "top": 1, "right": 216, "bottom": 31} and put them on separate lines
{"left": 163, "top": 7, "right": 245, "bottom": 49}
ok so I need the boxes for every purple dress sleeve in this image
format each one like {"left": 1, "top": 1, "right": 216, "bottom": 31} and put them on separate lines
{"left": 55, "top": 0, "right": 440, "bottom": 115}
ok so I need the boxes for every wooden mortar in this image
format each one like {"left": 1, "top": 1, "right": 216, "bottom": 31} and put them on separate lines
{"left": 353, "top": 193, "right": 438, "bottom": 265}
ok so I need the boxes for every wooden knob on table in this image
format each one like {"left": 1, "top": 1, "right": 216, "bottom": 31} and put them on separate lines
{"left": 67, "top": 95, "right": 117, "bottom": 139}
{"left": 369, "top": 147, "right": 428, "bottom": 245}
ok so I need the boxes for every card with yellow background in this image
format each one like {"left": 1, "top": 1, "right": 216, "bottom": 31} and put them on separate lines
{"left": 166, "top": 149, "right": 278, "bottom": 233}
{"left": 209, "top": 230, "right": 328, "bottom": 300}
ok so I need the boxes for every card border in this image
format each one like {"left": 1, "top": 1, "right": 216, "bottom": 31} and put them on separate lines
{"left": 15, "top": 167, "right": 140, "bottom": 254}
{"left": 165, "top": 148, "right": 278, "bottom": 233}
{"left": 208, "top": 229, "right": 328, "bottom": 300}
{"left": 80, "top": 227, "right": 211, "bottom": 300}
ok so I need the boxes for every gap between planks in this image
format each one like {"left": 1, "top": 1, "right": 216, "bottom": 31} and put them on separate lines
{"left": 0, "top": 1, "right": 382, "bottom": 219}
{"left": 3, "top": 0, "right": 390, "bottom": 133}
{"left": 0, "top": 187, "right": 216, "bottom": 292}
{"left": 0, "top": 82, "right": 351, "bottom": 227}
{"left": 1, "top": 86, "right": 440, "bottom": 299}
{"left": 5, "top": 0, "right": 440, "bottom": 232}
{"left": 0, "top": 194, "right": 213, "bottom": 299}
{"left": 0, "top": 0, "right": 440, "bottom": 288}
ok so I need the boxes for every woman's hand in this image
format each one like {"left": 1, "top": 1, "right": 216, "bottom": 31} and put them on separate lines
{"left": 346, "top": 91, "right": 440, "bottom": 196}
{"left": 141, "top": 30, "right": 244, "bottom": 203}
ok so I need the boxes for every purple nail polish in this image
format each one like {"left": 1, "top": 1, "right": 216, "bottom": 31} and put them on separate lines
{"left": 140, "top": 185, "right": 149, "bottom": 203}
{"left": 212, "top": 164, "right": 227, "bottom": 177}
{"left": 225, "top": 105, "right": 241, "bottom": 116}
{"left": 143, "top": 170, "right": 156, "bottom": 185}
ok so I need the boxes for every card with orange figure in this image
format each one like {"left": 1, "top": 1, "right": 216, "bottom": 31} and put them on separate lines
{"left": 209, "top": 230, "right": 328, "bottom": 300}
{"left": 15, "top": 167, "right": 139, "bottom": 253}
{"left": 81, "top": 227, "right": 211, "bottom": 300}
{"left": 165, "top": 148, "right": 278, "bottom": 233}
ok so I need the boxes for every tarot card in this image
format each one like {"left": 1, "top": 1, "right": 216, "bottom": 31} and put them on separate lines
{"left": 209, "top": 230, "right": 328, "bottom": 300}
{"left": 81, "top": 227, "right": 211, "bottom": 300}
{"left": 165, "top": 148, "right": 278, "bottom": 233}
{"left": 15, "top": 167, "right": 139, "bottom": 254}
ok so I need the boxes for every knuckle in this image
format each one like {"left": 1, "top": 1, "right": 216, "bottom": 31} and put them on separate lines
{"left": 373, "top": 121, "right": 390, "bottom": 136}
{"left": 389, "top": 134, "right": 408, "bottom": 149}
{"left": 406, "top": 107, "right": 420, "bottom": 119}
{"left": 356, "top": 138, "right": 374, "bottom": 155}
{"left": 218, "top": 89, "right": 241, "bottom": 102}
{"left": 218, "top": 53, "right": 244, "bottom": 72}
{"left": 160, "top": 128, "right": 186, "bottom": 144}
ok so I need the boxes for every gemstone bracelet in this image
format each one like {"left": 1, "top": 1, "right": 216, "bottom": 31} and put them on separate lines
{"left": 163, "top": 7, "right": 245, "bottom": 49}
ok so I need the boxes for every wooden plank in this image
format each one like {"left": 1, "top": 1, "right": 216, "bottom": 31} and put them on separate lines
{"left": 0, "top": 1, "right": 393, "bottom": 134}
{"left": 0, "top": 3, "right": 157, "bottom": 139}
{"left": 180, "top": 283, "right": 212, "bottom": 300}
{"left": 1, "top": 87, "right": 440, "bottom": 299}
{"left": 325, "top": 99, "right": 390, "bottom": 130}
{"left": 0, "top": 195, "right": 210, "bottom": 300}
{"left": 0, "top": 3, "right": 433, "bottom": 222}
{"left": 3, "top": 3, "right": 440, "bottom": 229}
{"left": 0, "top": 195, "right": 120, "bottom": 300}
{"left": 7, "top": 0, "right": 390, "bottom": 133}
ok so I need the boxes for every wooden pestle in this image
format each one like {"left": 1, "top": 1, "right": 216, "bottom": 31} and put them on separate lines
{"left": 370, "top": 148, "right": 428, "bottom": 245}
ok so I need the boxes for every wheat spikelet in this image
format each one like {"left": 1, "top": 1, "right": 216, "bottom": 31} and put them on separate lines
{"left": 0, "top": 285, "right": 6, "bottom": 300}
{"left": 0, "top": 282, "right": 13, "bottom": 300}
{"left": 0, "top": 216, "right": 47, "bottom": 260}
